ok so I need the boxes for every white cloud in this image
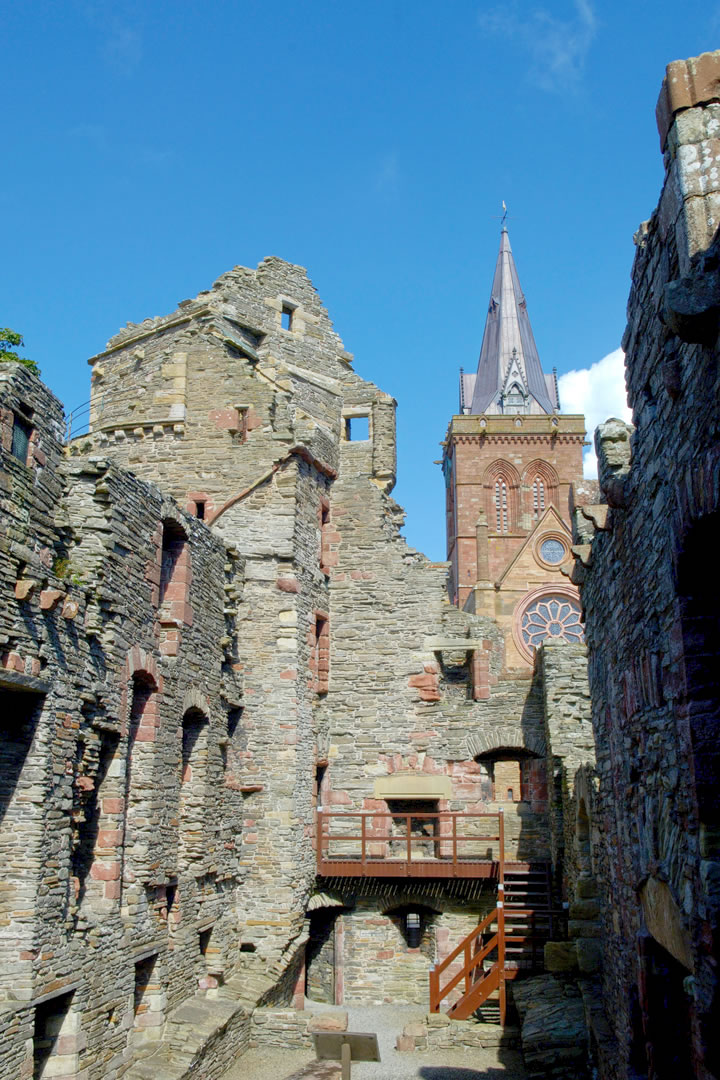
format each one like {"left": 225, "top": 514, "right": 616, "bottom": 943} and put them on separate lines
{"left": 557, "top": 347, "right": 632, "bottom": 478}
{"left": 479, "top": 0, "right": 596, "bottom": 94}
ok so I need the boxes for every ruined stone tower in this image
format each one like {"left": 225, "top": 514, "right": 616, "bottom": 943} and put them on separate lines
{"left": 442, "top": 227, "right": 587, "bottom": 670}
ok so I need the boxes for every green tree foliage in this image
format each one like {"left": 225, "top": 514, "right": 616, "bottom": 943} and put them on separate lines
{"left": 0, "top": 329, "right": 40, "bottom": 375}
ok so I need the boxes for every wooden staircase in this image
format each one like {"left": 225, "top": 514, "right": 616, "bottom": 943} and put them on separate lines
{"left": 503, "top": 863, "right": 556, "bottom": 975}
{"left": 428, "top": 904, "right": 506, "bottom": 1022}
{"left": 429, "top": 855, "right": 562, "bottom": 1023}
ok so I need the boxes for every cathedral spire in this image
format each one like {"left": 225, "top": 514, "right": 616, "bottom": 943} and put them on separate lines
{"left": 461, "top": 228, "right": 557, "bottom": 416}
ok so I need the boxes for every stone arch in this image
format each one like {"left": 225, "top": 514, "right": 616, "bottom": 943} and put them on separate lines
{"left": 123, "top": 646, "right": 162, "bottom": 691}
{"left": 483, "top": 460, "right": 521, "bottom": 534}
{"left": 467, "top": 729, "right": 546, "bottom": 760}
{"left": 182, "top": 686, "right": 210, "bottom": 716}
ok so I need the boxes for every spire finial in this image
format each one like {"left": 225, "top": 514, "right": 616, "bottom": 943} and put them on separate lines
{"left": 501, "top": 200, "right": 508, "bottom": 230}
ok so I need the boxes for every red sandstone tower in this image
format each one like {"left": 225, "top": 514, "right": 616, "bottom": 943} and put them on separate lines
{"left": 442, "top": 227, "right": 587, "bottom": 670}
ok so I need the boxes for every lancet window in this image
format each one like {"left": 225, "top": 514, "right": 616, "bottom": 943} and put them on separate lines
{"left": 495, "top": 479, "right": 509, "bottom": 533}
{"left": 532, "top": 477, "right": 546, "bottom": 518}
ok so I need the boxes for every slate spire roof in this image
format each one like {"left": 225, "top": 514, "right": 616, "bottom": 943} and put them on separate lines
{"left": 460, "top": 228, "right": 558, "bottom": 416}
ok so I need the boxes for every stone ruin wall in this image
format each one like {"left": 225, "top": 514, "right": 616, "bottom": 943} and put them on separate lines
{"left": 0, "top": 364, "right": 251, "bottom": 1078}
{"left": 574, "top": 49, "right": 720, "bottom": 1080}
{"left": 0, "top": 251, "right": 599, "bottom": 1073}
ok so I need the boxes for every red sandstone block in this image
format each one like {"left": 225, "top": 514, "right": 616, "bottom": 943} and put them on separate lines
{"left": 209, "top": 406, "right": 241, "bottom": 431}
{"left": 39, "top": 588, "right": 64, "bottom": 610}
{"left": 160, "top": 640, "right": 180, "bottom": 657}
{"left": 329, "top": 789, "right": 351, "bottom": 805}
{"left": 97, "top": 829, "right": 122, "bottom": 847}
{"left": 134, "top": 726, "right": 157, "bottom": 741}
{"left": 105, "top": 881, "right": 121, "bottom": 899}
{"left": 198, "top": 975, "right": 220, "bottom": 990}
{"left": 279, "top": 669, "right": 297, "bottom": 680}
{"left": 408, "top": 673, "right": 436, "bottom": 689}
{"left": 14, "top": 579, "right": 35, "bottom": 601}
{"left": 375, "top": 950, "right": 394, "bottom": 960}
{"left": 75, "top": 776, "right": 95, "bottom": 792}
{"left": 5, "top": 651, "right": 24, "bottom": 672}
{"left": 33, "top": 447, "right": 47, "bottom": 466}
{"left": 277, "top": 577, "right": 300, "bottom": 592}
{"left": 396, "top": 1035, "right": 415, "bottom": 1052}
{"left": 91, "top": 861, "right": 120, "bottom": 881}
{"left": 423, "top": 661, "right": 440, "bottom": 674}
{"left": 30, "top": 658, "right": 42, "bottom": 676}
{"left": 350, "top": 570, "right": 363, "bottom": 579}
{"left": 419, "top": 690, "right": 441, "bottom": 702}
{"left": 103, "top": 798, "right": 124, "bottom": 813}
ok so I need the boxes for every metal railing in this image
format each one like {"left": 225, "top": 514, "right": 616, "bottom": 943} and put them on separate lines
{"left": 65, "top": 401, "right": 91, "bottom": 442}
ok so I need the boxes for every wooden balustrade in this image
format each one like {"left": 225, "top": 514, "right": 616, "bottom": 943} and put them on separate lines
{"left": 316, "top": 810, "right": 504, "bottom": 880}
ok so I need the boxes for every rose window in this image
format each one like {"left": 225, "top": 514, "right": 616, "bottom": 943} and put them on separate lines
{"left": 519, "top": 593, "right": 584, "bottom": 652}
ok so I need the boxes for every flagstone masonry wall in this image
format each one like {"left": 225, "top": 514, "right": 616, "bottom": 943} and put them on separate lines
{"left": 572, "top": 49, "right": 720, "bottom": 1080}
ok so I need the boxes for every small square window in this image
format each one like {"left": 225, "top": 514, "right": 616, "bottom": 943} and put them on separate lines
{"left": 345, "top": 416, "right": 369, "bottom": 441}
{"left": 281, "top": 305, "right": 293, "bottom": 331}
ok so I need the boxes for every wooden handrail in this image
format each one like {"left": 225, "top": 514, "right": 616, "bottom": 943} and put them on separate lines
{"left": 429, "top": 807, "right": 507, "bottom": 1021}
{"left": 430, "top": 906, "right": 503, "bottom": 1013}
{"left": 437, "top": 932, "right": 499, "bottom": 1002}
{"left": 433, "top": 905, "right": 499, "bottom": 976}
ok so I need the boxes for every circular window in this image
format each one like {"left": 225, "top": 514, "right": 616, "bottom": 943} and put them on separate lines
{"left": 539, "top": 538, "right": 566, "bottom": 564}
{"left": 518, "top": 592, "right": 584, "bottom": 656}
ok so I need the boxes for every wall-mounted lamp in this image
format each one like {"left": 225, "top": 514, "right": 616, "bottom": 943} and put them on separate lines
{"left": 406, "top": 911, "right": 422, "bottom": 948}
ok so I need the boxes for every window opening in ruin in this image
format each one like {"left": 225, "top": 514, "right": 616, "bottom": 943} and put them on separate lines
{"left": 310, "top": 614, "right": 329, "bottom": 695}
{"left": 315, "top": 763, "right": 328, "bottom": 809}
{"left": 11, "top": 412, "right": 32, "bottom": 463}
{"left": 158, "top": 520, "right": 187, "bottom": 608}
{"left": 494, "top": 479, "right": 508, "bottom": 532}
{"left": 0, "top": 689, "right": 44, "bottom": 987}
{"left": 133, "top": 953, "right": 163, "bottom": 1053}
{"left": 199, "top": 926, "right": 212, "bottom": 958}
{"left": 33, "top": 990, "right": 75, "bottom": 1080}
{"left": 121, "top": 673, "right": 158, "bottom": 893}
{"left": 0, "top": 688, "right": 43, "bottom": 826}
{"left": 195, "top": 500, "right": 205, "bottom": 520}
{"left": 319, "top": 499, "right": 331, "bottom": 574}
{"left": 345, "top": 415, "right": 369, "bottom": 441}
{"left": 386, "top": 798, "right": 439, "bottom": 859}
{"left": 179, "top": 709, "right": 209, "bottom": 867}
{"left": 281, "top": 305, "right": 294, "bottom": 331}
{"left": 70, "top": 729, "right": 120, "bottom": 917}
{"left": 532, "top": 478, "right": 546, "bottom": 518}
{"left": 239, "top": 941, "right": 256, "bottom": 952}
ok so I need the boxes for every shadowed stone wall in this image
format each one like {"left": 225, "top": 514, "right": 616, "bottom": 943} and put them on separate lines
{"left": 573, "top": 49, "right": 720, "bottom": 1080}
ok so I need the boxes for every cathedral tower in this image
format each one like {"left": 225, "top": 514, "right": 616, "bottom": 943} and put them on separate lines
{"left": 442, "top": 227, "right": 587, "bottom": 670}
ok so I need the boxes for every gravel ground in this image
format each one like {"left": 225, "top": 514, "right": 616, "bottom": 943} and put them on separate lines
{"left": 220, "top": 1002, "right": 527, "bottom": 1080}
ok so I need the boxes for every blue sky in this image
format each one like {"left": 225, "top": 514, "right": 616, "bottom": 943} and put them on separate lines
{"left": 3, "top": 2, "right": 718, "bottom": 559}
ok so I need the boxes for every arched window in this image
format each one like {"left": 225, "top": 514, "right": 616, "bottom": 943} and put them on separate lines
{"left": 495, "top": 479, "right": 509, "bottom": 532}
{"left": 532, "top": 477, "right": 546, "bottom": 518}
